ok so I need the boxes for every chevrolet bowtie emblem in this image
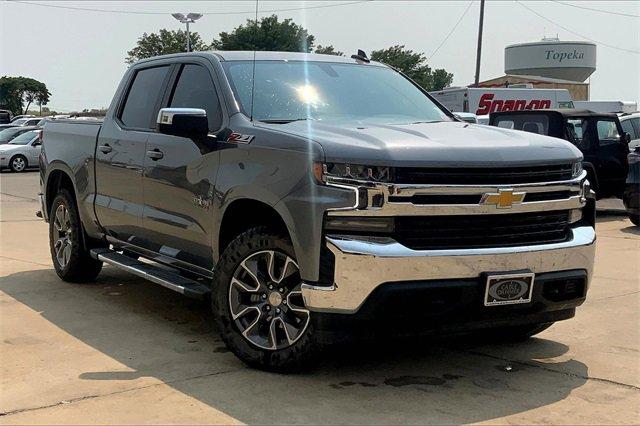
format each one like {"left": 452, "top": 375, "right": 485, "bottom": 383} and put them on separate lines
{"left": 480, "top": 189, "right": 526, "bottom": 209}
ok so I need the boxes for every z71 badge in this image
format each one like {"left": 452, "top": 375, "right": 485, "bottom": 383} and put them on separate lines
{"left": 227, "top": 132, "right": 255, "bottom": 144}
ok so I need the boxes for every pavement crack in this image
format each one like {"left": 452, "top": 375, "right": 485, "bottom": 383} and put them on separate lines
{"left": 590, "top": 290, "right": 640, "bottom": 301}
{"left": 0, "top": 255, "right": 51, "bottom": 267}
{"left": 0, "top": 368, "right": 243, "bottom": 417}
{"left": 456, "top": 348, "right": 640, "bottom": 391}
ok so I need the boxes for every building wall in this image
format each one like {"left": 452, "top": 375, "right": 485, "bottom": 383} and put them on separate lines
{"left": 478, "top": 75, "right": 589, "bottom": 101}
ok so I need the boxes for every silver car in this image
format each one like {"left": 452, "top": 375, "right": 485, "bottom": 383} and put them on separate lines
{"left": 0, "top": 129, "right": 42, "bottom": 172}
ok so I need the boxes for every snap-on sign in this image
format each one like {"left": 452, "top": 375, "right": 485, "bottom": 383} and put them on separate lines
{"left": 475, "top": 94, "right": 552, "bottom": 115}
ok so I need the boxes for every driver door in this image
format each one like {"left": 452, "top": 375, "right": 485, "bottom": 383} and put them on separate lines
{"left": 139, "top": 61, "right": 226, "bottom": 273}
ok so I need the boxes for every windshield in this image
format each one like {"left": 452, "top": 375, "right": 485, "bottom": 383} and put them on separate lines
{"left": 8, "top": 130, "right": 38, "bottom": 145}
{"left": 11, "top": 118, "right": 28, "bottom": 126}
{"left": 0, "top": 127, "right": 24, "bottom": 142}
{"left": 222, "top": 61, "right": 452, "bottom": 124}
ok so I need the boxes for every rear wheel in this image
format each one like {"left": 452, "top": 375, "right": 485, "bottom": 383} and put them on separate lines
{"left": 9, "top": 155, "right": 27, "bottom": 172}
{"left": 212, "top": 227, "right": 316, "bottom": 372}
{"left": 49, "top": 189, "right": 103, "bottom": 282}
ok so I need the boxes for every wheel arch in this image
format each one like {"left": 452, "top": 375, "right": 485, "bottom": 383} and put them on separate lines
{"left": 217, "top": 198, "right": 292, "bottom": 260}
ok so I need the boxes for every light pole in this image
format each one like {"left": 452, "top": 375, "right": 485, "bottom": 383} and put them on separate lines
{"left": 171, "top": 13, "right": 203, "bottom": 52}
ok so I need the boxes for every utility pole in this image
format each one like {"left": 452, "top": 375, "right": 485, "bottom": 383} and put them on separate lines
{"left": 474, "top": 0, "right": 485, "bottom": 87}
{"left": 171, "top": 13, "right": 203, "bottom": 52}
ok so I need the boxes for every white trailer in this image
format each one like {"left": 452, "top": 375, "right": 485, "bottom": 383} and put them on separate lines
{"left": 573, "top": 101, "right": 637, "bottom": 114}
{"left": 430, "top": 87, "right": 574, "bottom": 116}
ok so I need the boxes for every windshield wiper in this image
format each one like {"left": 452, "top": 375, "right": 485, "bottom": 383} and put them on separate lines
{"left": 259, "top": 118, "right": 312, "bottom": 124}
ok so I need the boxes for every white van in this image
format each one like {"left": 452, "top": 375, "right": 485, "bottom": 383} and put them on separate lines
{"left": 430, "top": 87, "right": 574, "bottom": 116}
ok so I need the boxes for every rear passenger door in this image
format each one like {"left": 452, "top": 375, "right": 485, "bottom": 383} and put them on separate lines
{"left": 95, "top": 65, "right": 172, "bottom": 243}
{"left": 139, "top": 61, "right": 225, "bottom": 273}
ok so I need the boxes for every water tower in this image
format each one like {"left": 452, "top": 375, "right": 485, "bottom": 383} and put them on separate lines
{"left": 505, "top": 39, "right": 596, "bottom": 82}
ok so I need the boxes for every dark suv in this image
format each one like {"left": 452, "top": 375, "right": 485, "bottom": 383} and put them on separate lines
{"left": 490, "top": 109, "right": 630, "bottom": 199}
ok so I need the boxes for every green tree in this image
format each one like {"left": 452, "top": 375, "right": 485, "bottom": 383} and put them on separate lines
{"left": 0, "top": 76, "right": 51, "bottom": 115}
{"left": 126, "top": 29, "right": 209, "bottom": 64}
{"left": 370, "top": 45, "right": 453, "bottom": 91}
{"left": 211, "top": 15, "right": 315, "bottom": 52}
{"left": 315, "top": 45, "right": 343, "bottom": 56}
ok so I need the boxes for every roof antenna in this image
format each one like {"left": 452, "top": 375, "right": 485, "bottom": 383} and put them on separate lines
{"left": 351, "top": 49, "right": 370, "bottom": 63}
{"left": 249, "top": 0, "right": 258, "bottom": 121}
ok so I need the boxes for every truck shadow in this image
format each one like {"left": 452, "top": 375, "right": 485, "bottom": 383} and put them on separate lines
{"left": 1, "top": 267, "right": 589, "bottom": 424}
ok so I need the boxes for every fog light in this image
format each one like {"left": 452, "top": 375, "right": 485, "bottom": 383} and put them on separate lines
{"left": 324, "top": 216, "right": 394, "bottom": 233}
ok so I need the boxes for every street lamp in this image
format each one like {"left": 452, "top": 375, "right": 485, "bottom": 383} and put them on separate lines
{"left": 171, "top": 13, "right": 203, "bottom": 52}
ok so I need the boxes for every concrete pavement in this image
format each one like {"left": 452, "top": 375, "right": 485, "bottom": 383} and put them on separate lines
{"left": 1, "top": 171, "right": 638, "bottom": 424}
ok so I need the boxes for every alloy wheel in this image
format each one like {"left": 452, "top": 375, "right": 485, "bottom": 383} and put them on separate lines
{"left": 11, "top": 157, "right": 25, "bottom": 172}
{"left": 53, "top": 204, "right": 73, "bottom": 268}
{"left": 228, "top": 250, "right": 310, "bottom": 350}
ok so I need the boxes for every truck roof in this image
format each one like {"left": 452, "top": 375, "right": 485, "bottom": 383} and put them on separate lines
{"left": 135, "top": 50, "right": 386, "bottom": 66}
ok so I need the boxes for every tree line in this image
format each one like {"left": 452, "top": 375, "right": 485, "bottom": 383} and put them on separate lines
{"left": 0, "top": 76, "right": 51, "bottom": 116}
{"left": 126, "top": 15, "right": 453, "bottom": 92}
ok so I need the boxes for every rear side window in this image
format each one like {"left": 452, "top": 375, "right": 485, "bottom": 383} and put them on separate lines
{"left": 120, "top": 66, "right": 170, "bottom": 129}
{"left": 596, "top": 120, "right": 620, "bottom": 146}
{"left": 493, "top": 114, "right": 549, "bottom": 135}
{"left": 169, "top": 64, "right": 222, "bottom": 132}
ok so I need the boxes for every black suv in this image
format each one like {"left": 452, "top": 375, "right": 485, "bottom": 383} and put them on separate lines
{"left": 490, "top": 109, "right": 630, "bottom": 199}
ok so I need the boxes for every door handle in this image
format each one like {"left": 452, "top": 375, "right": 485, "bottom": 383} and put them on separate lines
{"left": 98, "top": 144, "right": 112, "bottom": 154}
{"left": 146, "top": 148, "right": 164, "bottom": 160}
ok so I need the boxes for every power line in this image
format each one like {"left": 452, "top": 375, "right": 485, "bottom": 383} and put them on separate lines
{"left": 515, "top": 1, "right": 640, "bottom": 54}
{"left": 7, "top": 0, "right": 373, "bottom": 16}
{"left": 550, "top": 0, "right": 640, "bottom": 18}
{"left": 428, "top": 0, "right": 475, "bottom": 61}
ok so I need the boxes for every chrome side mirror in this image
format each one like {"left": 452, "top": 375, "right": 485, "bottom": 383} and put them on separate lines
{"left": 157, "top": 108, "right": 208, "bottom": 138}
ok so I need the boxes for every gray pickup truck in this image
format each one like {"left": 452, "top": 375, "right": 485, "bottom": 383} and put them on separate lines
{"left": 40, "top": 51, "right": 596, "bottom": 371}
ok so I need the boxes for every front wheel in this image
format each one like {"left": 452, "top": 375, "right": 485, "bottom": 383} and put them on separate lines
{"left": 49, "top": 189, "right": 103, "bottom": 282}
{"left": 9, "top": 155, "right": 27, "bottom": 172}
{"left": 212, "top": 227, "right": 316, "bottom": 372}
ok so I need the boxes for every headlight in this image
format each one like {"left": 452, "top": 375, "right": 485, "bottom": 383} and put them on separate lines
{"left": 572, "top": 162, "right": 583, "bottom": 178}
{"left": 314, "top": 162, "right": 391, "bottom": 183}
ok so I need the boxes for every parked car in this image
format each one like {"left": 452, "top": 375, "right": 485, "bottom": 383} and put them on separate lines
{"left": 10, "top": 114, "right": 35, "bottom": 122}
{"left": 0, "top": 117, "right": 43, "bottom": 130}
{"left": 0, "top": 126, "right": 39, "bottom": 144}
{"left": 0, "top": 110, "right": 12, "bottom": 124}
{"left": 40, "top": 51, "right": 595, "bottom": 371}
{"left": 0, "top": 129, "right": 42, "bottom": 172}
{"left": 619, "top": 112, "right": 640, "bottom": 150}
{"left": 489, "top": 109, "right": 630, "bottom": 199}
{"left": 624, "top": 147, "right": 640, "bottom": 226}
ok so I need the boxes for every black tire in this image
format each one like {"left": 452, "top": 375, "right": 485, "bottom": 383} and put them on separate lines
{"left": 482, "top": 322, "right": 554, "bottom": 343}
{"left": 9, "top": 155, "right": 27, "bottom": 172}
{"left": 49, "top": 189, "right": 103, "bottom": 282}
{"left": 212, "top": 226, "right": 317, "bottom": 372}
{"left": 630, "top": 215, "right": 640, "bottom": 226}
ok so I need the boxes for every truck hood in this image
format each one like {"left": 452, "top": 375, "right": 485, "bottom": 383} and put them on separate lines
{"left": 263, "top": 120, "right": 582, "bottom": 167}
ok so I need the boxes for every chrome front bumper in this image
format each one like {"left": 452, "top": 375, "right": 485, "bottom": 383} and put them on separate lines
{"left": 301, "top": 225, "right": 596, "bottom": 313}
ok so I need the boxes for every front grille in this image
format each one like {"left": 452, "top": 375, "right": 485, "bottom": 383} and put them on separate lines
{"left": 393, "top": 164, "right": 574, "bottom": 185}
{"left": 393, "top": 211, "right": 571, "bottom": 250}
{"left": 387, "top": 190, "right": 578, "bottom": 205}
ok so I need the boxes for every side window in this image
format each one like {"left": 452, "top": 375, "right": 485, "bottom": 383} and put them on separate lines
{"left": 596, "top": 120, "right": 620, "bottom": 146}
{"left": 621, "top": 119, "right": 636, "bottom": 139}
{"left": 120, "top": 66, "right": 170, "bottom": 129}
{"left": 566, "top": 119, "right": 589, "bottom": 150}
{"left": 630, "top": 118, "right": 640, "bottom": 139}
{"left": 169, "top": 64, "right": 222, "bottom": 132}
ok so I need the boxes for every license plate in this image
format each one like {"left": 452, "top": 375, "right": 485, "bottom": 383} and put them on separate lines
{"left": 484, "top": 272, "right": 534, "bottom": 306}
